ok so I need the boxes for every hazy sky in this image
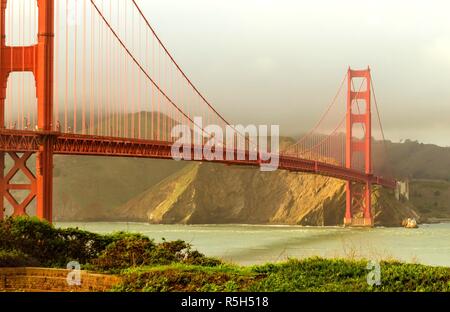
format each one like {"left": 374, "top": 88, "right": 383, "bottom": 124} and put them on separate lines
{"left": 136, "top": 0, "right": 450, "bottom": 147}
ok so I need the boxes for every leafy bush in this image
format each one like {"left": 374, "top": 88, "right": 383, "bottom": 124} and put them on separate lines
{"left": 93, "top": 238, "right": 222, "bottom": 271}
{"left": 183, "top": 249, "right": 222, "bottom": 267}
{"left": 0, "top": 249, "right": 40, "bottom": 267}
{"left": 93, "top": 234, "right": 156, "bottom": 270}
{"left": 0, "top": 216, "right": 113, "bottom": 267}
{"left": 148, "top": 240, "right": 220, "bottom": 266}
{"left": 0, "top": 217, "right": 221, "bottom": 270}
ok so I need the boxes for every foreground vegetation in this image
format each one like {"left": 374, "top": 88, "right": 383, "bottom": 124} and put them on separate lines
{"left": 0, "top": 216, "right": 218, "bottom": 271}
{"left": 1, "top": 217, "right": 450, "bottom": 292}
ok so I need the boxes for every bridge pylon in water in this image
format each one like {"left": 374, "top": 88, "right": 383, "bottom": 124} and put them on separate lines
{"left": 0, "top": 0, "right": 55, "bottom": 220}
{"left": 344, "top": 67, "right": 373, "bottom": 227}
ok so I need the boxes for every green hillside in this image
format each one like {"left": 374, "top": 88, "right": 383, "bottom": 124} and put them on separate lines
{"left": 378, "top": 140, "right": 450, "bottom": 181}
{"left": 409, "top": 179, "right": 450, "bottom": 221}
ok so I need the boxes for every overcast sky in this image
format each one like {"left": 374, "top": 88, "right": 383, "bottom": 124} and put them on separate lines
{"left": 135, "top": 0, "right": 450, "bottom": 147}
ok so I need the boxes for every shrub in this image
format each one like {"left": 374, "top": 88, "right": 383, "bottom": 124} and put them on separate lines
{"left": 0, "top": 249, "right": 40, "bottom": 267}
{"left": 183, "top": 250, "right": 222, "bottom": 267}
{"left": 1, "top": 217, "right": 221, "bottom": 271}
{"left": 93, "top": 238, "right": 222, "bottom": 271}
{"left": 0, "top": 216, "right": 112, "bottom": 267}
{"left": 93, "top": 234, "right": 156, "bottom": 270}
{"left": 148, "top": 240, "right": 192, "bottom": 265}
{"left": 148, "top": 239, "right": 221, "bottom": 267}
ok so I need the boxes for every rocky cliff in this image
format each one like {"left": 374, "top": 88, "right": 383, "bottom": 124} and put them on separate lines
{"left": 115, "top": 162, "right": 419, "bottom": 227}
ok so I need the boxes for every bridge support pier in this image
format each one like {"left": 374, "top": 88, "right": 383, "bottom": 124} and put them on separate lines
{"left": 344, "top": 180, "right": 372, "bottom": 227}
{"left": 344, "top": 67, "right": 373, "bottom": 227}
{"left": 0, "top": 0, "right": 54, "bottom": 222}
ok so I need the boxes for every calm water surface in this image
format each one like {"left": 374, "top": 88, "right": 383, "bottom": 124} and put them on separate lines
{"left": 55, "top": 222, "right": 450, "bottom": 267}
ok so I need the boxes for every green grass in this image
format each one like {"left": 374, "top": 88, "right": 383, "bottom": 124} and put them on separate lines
{"left": 120, "top": 263, "right": 248, "bottom": 275}
{"left": 114, "top": 257, "right": 450, "bottom": 292}
{"left": 113, "top": 263, "right": 258, "bottom": 292}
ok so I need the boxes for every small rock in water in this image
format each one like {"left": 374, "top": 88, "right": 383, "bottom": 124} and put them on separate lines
{"left": 402, "top": 218, "right": 418, "bottom": 228}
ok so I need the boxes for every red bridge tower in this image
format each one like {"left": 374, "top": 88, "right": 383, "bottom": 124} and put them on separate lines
{"left": 344, "top": 67, "right": 373, "bottom": 227}
{"left": 0, "top": 0, "right": 54, "bottom": 220}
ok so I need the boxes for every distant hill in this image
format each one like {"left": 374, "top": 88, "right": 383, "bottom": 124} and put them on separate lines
{"left": 409, "top": 179, "right": 450, "bottom": 221}
{"left": 375, "top": 140, "right": 450, "bottom": 181}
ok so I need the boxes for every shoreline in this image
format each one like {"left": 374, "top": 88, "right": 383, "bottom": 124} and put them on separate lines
{"left": 55, "top": 220, "right": 450, "bottom": 227}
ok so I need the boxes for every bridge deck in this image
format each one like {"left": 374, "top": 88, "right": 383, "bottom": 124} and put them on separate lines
{"left": 0, "top": 129, "right": 396, "bottom": 189}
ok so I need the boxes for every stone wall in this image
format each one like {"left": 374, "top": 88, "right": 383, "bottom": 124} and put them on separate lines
{"left": 0, "top": 267, "right": 121, "bottom": 292}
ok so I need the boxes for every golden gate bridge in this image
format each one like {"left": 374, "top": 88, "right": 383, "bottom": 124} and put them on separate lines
{"left": 0, "top": 0, "right": 395, "bottom": 227}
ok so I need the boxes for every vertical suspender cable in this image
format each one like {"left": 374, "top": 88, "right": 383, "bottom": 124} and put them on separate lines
{"left": 65, "top": 0, "right": 68, "bottom": 132}
{"left": 145, "top": 24, "right": 149, "bottom": 139}
{"left": 52, "top": 0, "right": 56, "bottom": 129}
{"left": 168, "top": 56, "right": 171, "bottom": 141}
{"left": 97, "top": 0, "right": 101, "bottom": 135}
{"left": 102, "top": 0, "right": 105, "bottom": 136}
{"left": 163, "top": 45, "right": 167, "bottom": 141}
{"left": 90, "top": 0, "right": 94, "bottom": 134}
{"left": 107, "top": 0, "right": 111, "bottom": 136}
{"left": 21, "top": 0, "right": 24, "bottom": 129}
{"left": 123, "top": 1, "right": 127, "bottom": 137}
{"left": 151, "top": 28, "right": 155, "bottom": 140}
{"left": 105, "top": 0, "right": 108, "bottom": 136}
{"left": 9, "top": 1, "right": 12, "bottom": 128}
{"left": 82, "top": 0, "right": 86, "bottom": 134}
{"left": 27, "top": 0, "right": 31, "bottom": 129}
{"left": 18, "top": 0, "right": 22, "bottom": 129}
{"left": 130, "top": 5, "right": 134, "bottom": 138}
{"left": 138, "top": 11, "right": 141, "bottom": 139}
{"left": 74, "top": 0, "right": 78, "bottom": 133}
{"left": 157, "top": 33, "right": 160, "bottom": 141}
{"left": 116, "top": 0, "right": 119, "bottom": 137}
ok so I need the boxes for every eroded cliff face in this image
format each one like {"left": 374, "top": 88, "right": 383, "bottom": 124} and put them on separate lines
{"left": 116, "top": 162, "right": 420, "bottom": 227}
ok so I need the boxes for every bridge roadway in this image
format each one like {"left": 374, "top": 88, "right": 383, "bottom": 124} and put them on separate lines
{"left": 0, "top": 129, "right": 396, "bottom": 189}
